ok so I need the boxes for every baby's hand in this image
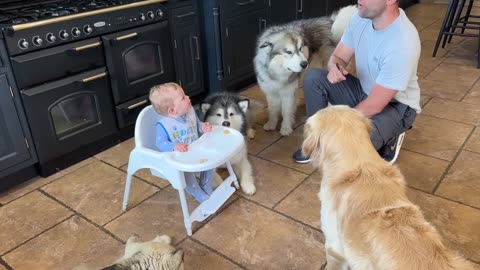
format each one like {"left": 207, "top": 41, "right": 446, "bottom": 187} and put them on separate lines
{"left": 174, "top": 143, "right": 189, "bottom": 152}
{"left": 202, "top": 122, "right": 212, "bottom": 133}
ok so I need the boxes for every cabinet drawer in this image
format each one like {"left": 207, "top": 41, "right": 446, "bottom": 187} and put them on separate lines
{"left": 171, "top": 5, "right": 198, "bottom": 24}
{"left": 222, "top": 0, "right": 266, "bottom": 17}
{"left": 11, "top": 37, "right": 105, "bottom": 89}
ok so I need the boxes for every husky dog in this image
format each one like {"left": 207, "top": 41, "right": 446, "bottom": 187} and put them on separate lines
{"left": 201, "top": 92, "right": 256, "bottom": 195}
{"left": 254, "top": 5, "right": 357, "bottom": 136}
{"left": 102, "top": 235, "right": 184, "bottom": 270}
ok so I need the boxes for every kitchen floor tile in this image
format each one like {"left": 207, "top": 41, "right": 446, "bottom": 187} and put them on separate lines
{"left": 181, "top": 239, "right": 242, "bottom": 270}
{"left": 422, "top": 98, "right": 480, "bottom": 126}
{"left": 94, "top": 138, "right": 135, "bottom": 168}
{"left": 247, "top": 123, "right": 282, "bottom": 155}
{"left": 425, "top": 63, "right": 480, "bottom": 87}
{"left": 418, "top": 79, "right": 471, "bottom": 101}
{"left": 465, "top": 128, "right": 480, "bottom": 153}
{"left": 241, "top": 156, "right": 308, "bottom": 208}
{"left": 42, "top": 160, "right": 159, "bottom": 225}
{"left": 395, "top": 149, "right": 449, "bottom": 192}
{"left": 3, "top": 216, "right": 123, "bottom": 270}
{"left": 194, "top": 199, "right": 325, "bottom": 270}
{"left": 119, "top": 165, "right": 170, "bottom": 188}
{"left": 402, "top": 114, "right": 473, "bottom": 161}
{"left": 435, "top": 150, "right": 480, "bottom": 208}
{"left": 0, "top": 191, "right": 72, "bottom": 255}
{"left": 463, "top": 81, "right": 480, "bottom": 105}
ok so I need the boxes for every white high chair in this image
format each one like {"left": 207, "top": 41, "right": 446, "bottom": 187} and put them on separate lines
{"left": 122, "top": 105, "right": 244, "bottom": 235}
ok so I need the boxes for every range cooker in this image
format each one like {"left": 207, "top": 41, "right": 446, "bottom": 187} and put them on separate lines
{"left": 0, "top": 0, "right": 176, "bottom": 176}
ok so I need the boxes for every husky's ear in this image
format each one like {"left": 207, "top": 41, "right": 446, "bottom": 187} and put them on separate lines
{"left": 259, "top": 41, "right": 272, "bottom": 49}
{"left": 153, "top": 235, "right": 172, "bottom": 244}
{"left": 238, "top": 99, "right": 250, "bottom": 113}
{"left": 201, "top": 103, "right": 211, "bottom": 113}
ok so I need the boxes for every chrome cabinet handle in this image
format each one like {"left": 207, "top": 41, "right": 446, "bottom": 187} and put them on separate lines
{"left": 73, "top": 41, "right": 101, "bottom": 51}
{"left": 81, "top": 72, "right": 107, "bottom": 83}
{"left": 114, "top": 32, "right": 138, "bottom": 41}
{"left": 127, "top": 100, "right": 148, "bottom": 110}
{"left": 259, "top": 18, "right": 267, "bottom": 31}
{"left": 237, "top": 0, "right": 255, "bottom": 6}
{"left": 298, "top": 0, "right": 303, "bottom": 12}
{"left": 192, "top": 36, "right": 200, "bottom": 60}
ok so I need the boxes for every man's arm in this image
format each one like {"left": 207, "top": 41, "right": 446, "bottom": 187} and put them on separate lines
{"left": 327, "top": 43, "right": 355, "bottom": 83}
{"left": 355, "top": 83, "right": 398, "bottom": 117}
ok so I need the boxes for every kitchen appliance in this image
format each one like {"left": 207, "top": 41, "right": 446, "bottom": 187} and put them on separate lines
{"left": 0, "top": 0, "right": 175, "bottom": 176}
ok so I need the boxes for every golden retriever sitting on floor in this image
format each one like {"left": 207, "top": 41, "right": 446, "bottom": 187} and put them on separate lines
{"left": 301, "top": 105, "right": 474, "bottom": 270}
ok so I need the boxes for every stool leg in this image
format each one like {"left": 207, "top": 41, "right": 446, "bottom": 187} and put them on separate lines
{"left": 122, "top": 174, "right": 133, "bottom": 210}
{"left": 442, "top": 0, "right": 460, "bottom": 48}
{"left": 448, "top": 0, "right": 467, "bottom": 43}
{"left": 461, "top": 0, "right": 474, "bottom": 34}
{"left": 178, "top": 189, "right": 193, "bottom": 235}
{"left": 226, "top": 161, "right": 239, "bottom": 189}
{"left": 434, "top": 0, "right": 457, "bottom": 56}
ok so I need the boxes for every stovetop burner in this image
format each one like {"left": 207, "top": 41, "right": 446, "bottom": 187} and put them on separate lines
{"left": 0, "top": 0, "right": 133, "bottom": 25}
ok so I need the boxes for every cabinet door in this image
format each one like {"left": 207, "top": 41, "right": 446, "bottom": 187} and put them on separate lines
{"left": 172, "top": 19, "right": 204, "bottom": 96}
{"left": 0, "top": 74, "right": 30, "bottom": 171}
{"left": 222, "top": 9, "right": 267, "bottom": 87}
{"left": 303, "top": 0, "right": 328, "bottom": 18}
{"left": 268, "top": 0, "right": 300, "bottom": 25}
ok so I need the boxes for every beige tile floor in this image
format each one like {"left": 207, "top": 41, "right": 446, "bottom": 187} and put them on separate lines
{"left": 2, "top": 3, "right": 480, "bottom": 269}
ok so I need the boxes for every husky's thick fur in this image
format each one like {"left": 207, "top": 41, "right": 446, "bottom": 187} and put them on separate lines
{"left": 201, "top": 92, "right": 256, "bottom": 195}
{"left": 302, "top": 106, "right": 474, "bottom": 270}
{"left": 102, "top": 235, "right": 184, "bottom": 270}
{"left": 254, "top": 5, "right": 357, "bottom": 136}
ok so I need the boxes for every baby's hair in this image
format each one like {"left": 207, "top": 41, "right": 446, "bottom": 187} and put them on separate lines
{"left": 149, "top": 82, "right": 180, "bottom": 115}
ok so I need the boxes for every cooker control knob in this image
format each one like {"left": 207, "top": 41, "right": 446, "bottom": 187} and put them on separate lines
{"left": 18, "top": 39, "right": 29, "bottom": 49}
{"left": 32, "top": 36, "right": 43, "bottom": 46}
{"left": 156, "top": 9, "right": 163, "bottom": 17}
{"left": 59, "top": 30, "right": 69, "bottom": 40}
{"left": 83, "top": 25, "right": 93, "bottom": 34}
{"left": 147, "top": 11, "right": 154, "bottom": 19}
{"left": 46, "top": 33, "right": 56, "bottom": 43}
{"left": 139, "top": 13, "right": 146, "bottom": 21}
{"left": 72, "top": 27, "right": 81, "bottom": 37}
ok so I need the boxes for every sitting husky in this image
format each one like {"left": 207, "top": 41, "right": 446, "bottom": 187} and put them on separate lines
{"left": 253, "top": 5, "right": 357, "bottom": 136}
{"left": 102, "top": 235, "right": 184, "bottom": 270}
{"left": 201, "top": 92, "right": 256, "bottom": 195}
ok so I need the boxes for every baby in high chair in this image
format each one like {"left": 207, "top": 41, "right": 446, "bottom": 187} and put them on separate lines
{"left": 149, "top": 82, "right": 214, "bottom": 203}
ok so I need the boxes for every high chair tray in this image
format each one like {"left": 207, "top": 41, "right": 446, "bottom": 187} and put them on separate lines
{"left": 164, "top": 126, "right": 244, "bottom": 172}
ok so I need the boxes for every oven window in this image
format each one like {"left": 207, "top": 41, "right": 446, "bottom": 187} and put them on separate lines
{"left": 50, "top": 94, "right": 99, "bottom": 139}
{"left": 124, "top": 43, "right": 164, "bottom": 83}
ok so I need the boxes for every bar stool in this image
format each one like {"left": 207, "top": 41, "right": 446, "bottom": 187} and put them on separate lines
{"left": 432, "top": 0, "right": 480, "bottom": 68}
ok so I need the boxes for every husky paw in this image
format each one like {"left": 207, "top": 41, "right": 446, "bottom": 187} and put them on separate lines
{"left": 247, "top": 128, "right": 256, "bottom": 139}
{"left": 280, "top": 125, "right": 293, "bottom": 136}
{"left": 241, "top": 181, "right": 256, "bottom": 195}
{"left": 263, "top": 121, "right": 277, "bottom": 131}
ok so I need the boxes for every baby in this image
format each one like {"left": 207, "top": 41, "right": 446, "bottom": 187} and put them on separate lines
{"left": 149, "top": 82, "right": 213, "bottom": 202}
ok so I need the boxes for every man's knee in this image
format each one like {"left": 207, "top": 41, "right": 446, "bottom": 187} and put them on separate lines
{"left": 303, "top": 68, "right": 329, "bottom": 89}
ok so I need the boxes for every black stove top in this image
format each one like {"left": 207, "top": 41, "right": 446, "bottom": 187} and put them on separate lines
{"left": 0, "top": 0, "right": 136, "bottom": 25}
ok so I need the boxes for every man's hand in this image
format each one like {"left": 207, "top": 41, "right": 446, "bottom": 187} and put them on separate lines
{"left": 174, "top": 143, "right": 189, "bottom": 152}
{"left": 327, "top": 63, "right": 349, "bottom": 84}
{"left": 202, "top": 122, "right": 212, "bottom": 133}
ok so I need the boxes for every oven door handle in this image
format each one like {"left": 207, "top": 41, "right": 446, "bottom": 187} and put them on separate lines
{"left": 113, "top": 32, "right": 139, "bottom": 42}
{"left": 80, "top": 72, "right": 108, "bottom": 83}
{"left": 71, "top": 41, "right": 102, "bottom": 52}
{"left": 127, "top": 100, "right": 149, "bottom": 110}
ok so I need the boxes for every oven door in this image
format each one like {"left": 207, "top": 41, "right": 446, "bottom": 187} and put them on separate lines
{"left": 103, "top": 21, "right": 175, "bottom": 105}
{"left": 20, "top": 67, "right": 117, "bottom": 163}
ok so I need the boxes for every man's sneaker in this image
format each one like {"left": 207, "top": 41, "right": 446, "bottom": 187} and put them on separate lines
{"left": 381, "top": 132, "right": 405, "bottom": 164}
{"left": 292, "top": 149, "right": 312, "bottom": 164}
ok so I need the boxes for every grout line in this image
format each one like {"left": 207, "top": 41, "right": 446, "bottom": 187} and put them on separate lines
{"left": 459, "top": 76, "right": 480, "bottom": 102}
{"left": 1, "top": 214, "right": 74, "bottom": 257}
{"left": 38, "top": 190, "right": 126, "bottom": 244}
{"left": 431, "top": 127, "right": 476, "bottom": 194}
{"left": 190, "top": 195, "right": 240, "bottom": 235}
{"left": 272, "top": 172, "right": 313, "bottom": 210}
{"left": 252, "top": 154, "right": 314, "bottom": 176}
{"left": 0, "top": 256, "right": 13, "bottom": 270}
{"left": 408, "top": 185, "right": 480, "bottom": 211}
{"left": 417, "top": 108, "right": 478, "bottom": 127}
{"left": 187, "top": 237, "right": 249, "bottom": 270}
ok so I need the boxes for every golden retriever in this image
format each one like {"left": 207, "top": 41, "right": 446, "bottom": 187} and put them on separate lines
{"left": 302, "top": 105, "right": 473, "bottom": 270}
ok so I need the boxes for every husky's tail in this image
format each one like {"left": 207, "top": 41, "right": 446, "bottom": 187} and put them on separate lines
{"left": 330, "top": 5, "right": 358, "bottom": 44}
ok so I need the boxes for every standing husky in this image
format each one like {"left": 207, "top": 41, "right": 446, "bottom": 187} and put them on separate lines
{"left": 200, "top": 93, "right": 256, "bottom": 195}
{"left": 254, "top": 5, "right": 357, "bottom": 136}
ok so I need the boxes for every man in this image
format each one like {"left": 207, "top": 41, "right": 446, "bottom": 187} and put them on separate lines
{"left": 293, "top": 0, "right": 421, "bottom": 163}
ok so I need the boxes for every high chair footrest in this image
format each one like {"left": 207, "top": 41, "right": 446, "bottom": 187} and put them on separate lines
{"left": 190, "top": 175, "right": 237, "bottom": 223}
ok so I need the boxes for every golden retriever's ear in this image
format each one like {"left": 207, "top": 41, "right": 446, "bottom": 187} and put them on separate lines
{"left": 302, "top": 125, "right": 320, "bottom": 158}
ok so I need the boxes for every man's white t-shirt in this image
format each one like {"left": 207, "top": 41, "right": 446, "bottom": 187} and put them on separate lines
{"left": 341, "top": 9, "right": 422, "bottom": 113}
